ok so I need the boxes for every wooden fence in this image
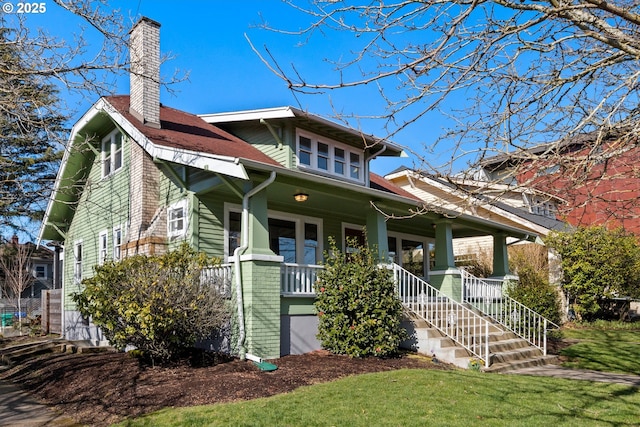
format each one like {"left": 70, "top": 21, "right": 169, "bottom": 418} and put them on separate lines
{"left": 41, "top": 289, "right": 62, "bottom": 335}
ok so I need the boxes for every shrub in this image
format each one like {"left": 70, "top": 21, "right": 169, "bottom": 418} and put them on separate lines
{"left": 545, "top": 226, "right": 640, "bottom": 320}
{"left": 73, "top": 244, "right": 230, "bottom": 364}
{"left": 314, "top": 237, "right": 406, "bottom": 357}
{"left": 507, "top": 244, "right": 562, "bottom": 325}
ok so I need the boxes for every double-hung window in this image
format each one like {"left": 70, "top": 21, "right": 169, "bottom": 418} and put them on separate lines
{"left": 102, "top": 129, "right": 123, "bottom": 178}
{"left": 113, "top": 226, "right": 123, "bottom": 261}
{"left": 98, "top": 231, "right": 108, "bottom": 265}
{"left": 168, "top": 199, "right": 188, "bottom": 238}
{"left": 296, "top": 131, "right": 364, "bottom": 183}
{"left": 74, "top": 241, "right": 83, "bottom": 284}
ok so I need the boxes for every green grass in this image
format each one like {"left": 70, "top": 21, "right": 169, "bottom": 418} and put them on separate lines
{"left": 115, "top": 369, "right": 640, "bottom": 427}
{"left": 559, "top": 324, "right": 640, "bottom": 374}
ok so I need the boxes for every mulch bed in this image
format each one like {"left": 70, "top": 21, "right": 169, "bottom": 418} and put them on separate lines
{"left": 0, "top": 336, "right": 450, "bottom": 426}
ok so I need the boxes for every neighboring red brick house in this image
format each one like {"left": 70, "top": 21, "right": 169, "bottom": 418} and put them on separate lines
{"left": 477, "top": 130, "right": 640, "bottom": 234}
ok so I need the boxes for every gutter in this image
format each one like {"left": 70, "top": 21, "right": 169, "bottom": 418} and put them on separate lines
{"left": 233, "top": 171, "right": 276, "bottom": 360}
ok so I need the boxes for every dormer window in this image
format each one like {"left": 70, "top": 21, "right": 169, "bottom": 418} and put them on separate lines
{"left": 102, "top": 129, "right": 123, "bottom": 178}
{"left": 296, "top": 131, "right": 363, "bottom": 183}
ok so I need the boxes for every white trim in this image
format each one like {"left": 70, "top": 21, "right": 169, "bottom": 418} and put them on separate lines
{"left": 224, "top": 203, "right": 323, "bottom": 264}
{"left": 101, "top": 128, "right": 123, "bottom": 179}
{"left": 73, "top": 240, "right": 83, "bottom": 285}
{"left": 239, "top": 254, "right": 285, "bottom": 262}
{"left": 200, "top": 107, "right": 297, "bottom": 123}
{"left": 98, "top": 230, "right": 108, "bottom": 265}
{"left": 112, "top": 225, "right": 123, "bottom": 261}
{"left": 388, "top": 231, "right": 433, "bottom": 278}
{"left": 167, "top": 199, "right": 188, "bottom": 239}
{"left": 296, "top": 129, "right": 364, "bottom": 184}
{"left": 199, "top": 106, "right": 406, "bottom": 156}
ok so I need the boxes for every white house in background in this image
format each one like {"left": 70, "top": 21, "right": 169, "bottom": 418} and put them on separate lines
{"left": 384, "top": 167, "right": 569, "bottom": 279}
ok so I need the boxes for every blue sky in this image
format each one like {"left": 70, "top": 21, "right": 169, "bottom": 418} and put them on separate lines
{"left": 18, "top": 0, "right": 455, "bottom": 176}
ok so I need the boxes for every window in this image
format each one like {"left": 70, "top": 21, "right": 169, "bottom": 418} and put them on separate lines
{"left": 350, "top": 152, "right": 361, "bottom": 180}
{"left": 299, "top": 136, "right": 312, "bottom": 166}
{"left": 226, "top": 207, "right": 322, "bottom": 264}
{"left": 228, "top": 211, "right": 241, "bottom": 255}
{"left": 269, "top": 218, "right": 297, "bottom": 263}
{"left": 296, "top": 131, "right": 365, "bottom": 183}
{"left": 34, "top": 264, "right": 47, "bottom": 279}
{"left": 344, "top": 226, "right": 366, "bottom": 253}
{"left": 102, "top": 130, "right": 123, "bottom": 178}
{"left": 113, "top": 226, "right": 123, "bottom": 261}
{"left": 388, "top": 233, "right": 431, "bottom": 278}
{"left": 334, "top": 148, "right": 345, "bottom": 175}
{"left": 304, "top": 223, "right": 319, "bottom": 264}
{"left": 168, "top": 200, "right": 188, "bottom": 238}
{"left": 74, "top": 241, "right": 83, "bottom": 284}
{"left": 317, "top": 142, "right": 329, "bottom": 171}
{"left": 98, "top": 231, "right": 108, "bottom": 265}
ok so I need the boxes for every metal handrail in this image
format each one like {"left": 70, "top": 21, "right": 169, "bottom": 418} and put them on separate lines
{"left": 460, "top": 269, "right": 560, "bottom": 354}
{"left": 391, "top": 264, "right": 492, "bottom": 367}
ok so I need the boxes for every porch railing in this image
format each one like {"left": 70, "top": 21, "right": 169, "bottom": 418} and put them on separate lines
{"left": 392, "top": 264, "right": 492, "bottom": 367}
{"left": 459, "top": 269, "right": 559, "bottom": 354}
{"left": 280, "top": 263, "right": 323, "bottom": 296}
{"left": 201, "top": 264, "right": 233, "bottom": 298}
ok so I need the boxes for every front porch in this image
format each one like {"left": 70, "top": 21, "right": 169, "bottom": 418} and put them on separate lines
{"left": 205, "top": 261, "right": 559, "bottom": 369}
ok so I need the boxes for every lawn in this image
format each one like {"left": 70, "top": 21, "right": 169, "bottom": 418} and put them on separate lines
{"left": 112, "top": 323, "right": 640, "bottom": 426}
{"left": 559, "top": 323, "right": 640, "bottom": 375}
{"left": 117, "top": 368, "right": 640, "bottom": 427}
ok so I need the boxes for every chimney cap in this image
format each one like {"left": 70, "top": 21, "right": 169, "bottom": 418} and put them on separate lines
{"left": 129, "top": 16, "right": 161, "bottom": 34}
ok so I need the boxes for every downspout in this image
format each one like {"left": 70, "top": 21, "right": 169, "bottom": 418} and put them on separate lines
{"left": 234, "top": 171, "right": 276, "bottom": 360}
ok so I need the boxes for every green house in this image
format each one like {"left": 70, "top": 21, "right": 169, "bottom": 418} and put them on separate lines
{"left": 38, "top": 18, "right": 538, "bottom": 362}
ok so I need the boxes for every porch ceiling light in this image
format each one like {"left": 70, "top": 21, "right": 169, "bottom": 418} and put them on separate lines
{"left": 294, "top": 192, "right": 309, "bottom": 202}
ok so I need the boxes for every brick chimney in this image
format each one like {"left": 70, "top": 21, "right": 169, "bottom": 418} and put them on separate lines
{"left": 129, "top": 17, "right": 161, "bottom": 128}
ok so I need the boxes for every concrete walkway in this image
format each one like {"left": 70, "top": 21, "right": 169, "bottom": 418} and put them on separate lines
{"left": 0, "top": 380, "right": 80, "bottom": 427}
{"left": 506, "top": 365, "right": 640, "bottom": 387}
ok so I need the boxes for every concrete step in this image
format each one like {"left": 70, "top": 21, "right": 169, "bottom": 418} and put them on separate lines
{"left": 486, "top": 337, "right": 533, "bottom": 353}
{"left": 490, "top": 346, "right": 544, "bottom": 364}
{"left": 0, "top": 341, "right": 65, "bottom": 366}
{"left": 483, "top": 355, "right": 560, "bottom": 373}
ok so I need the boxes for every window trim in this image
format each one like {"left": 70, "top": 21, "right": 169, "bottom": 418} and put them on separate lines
{"left": 113, "top": 225, "right": 124, "bottom": 261}
{"left": 296, "top": 130, "right": 365, "bottom": 183}
{"left": 98, "top": 230, "right": 108, "bottom": 265}
{"left": 33, "top": 263, "right": 47, "bottom": 279}
{"left": 167, "top": 199, "right": 189, "bottom": 239}
{"left": 73, "top": 240, "right": 83, "bottom": 285}
{"left": 224, "top": 203, "right": 323, "bottom": 264}
{"left": 387, "top": 231, "right": 432, "bottom": 279}
{"left": 101, "top": 129, "right": 123, "bottom": 178}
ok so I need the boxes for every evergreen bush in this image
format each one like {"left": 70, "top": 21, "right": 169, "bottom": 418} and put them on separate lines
{"left": 314, "top": 237, "right": 406, "bottom": 357}
{"left": 73, "top": 244, "right": 230, "bottom": 364}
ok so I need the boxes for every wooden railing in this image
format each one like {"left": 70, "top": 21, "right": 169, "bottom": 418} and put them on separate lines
{"left": 201, "top": 264, "right": 233, "bottom": 298}
{"left": 280, "top": 263, "right": 323, "bottom": 296}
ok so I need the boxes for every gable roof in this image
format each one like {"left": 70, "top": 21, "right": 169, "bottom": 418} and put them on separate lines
{"left": 385, "top": 168, "right": 568, "bottom": 236}
{"left": 106, "top": 96, "right": 281, "bottom": 168}
{"left": 39, "top": 96, "right": 420, "bottom": 243}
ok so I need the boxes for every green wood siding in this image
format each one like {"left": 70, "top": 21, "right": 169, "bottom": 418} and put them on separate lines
{"left": 219, "top": 122, "right": 292, "bottom": 167}
{"left": 197, "top": 192, "right": 231, "bottom": 259}
{"left": 63, "top": 130, "right": 131, "bottom": 310}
